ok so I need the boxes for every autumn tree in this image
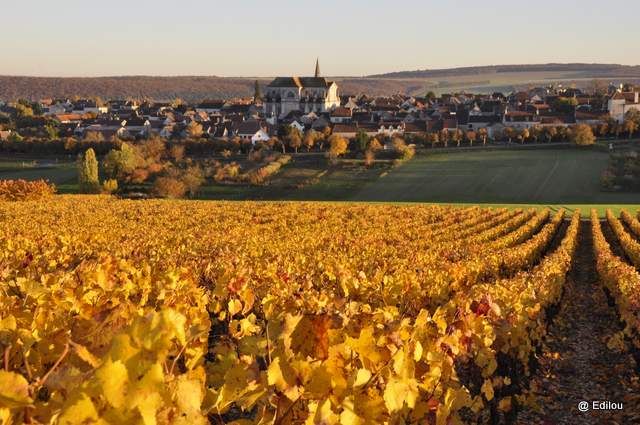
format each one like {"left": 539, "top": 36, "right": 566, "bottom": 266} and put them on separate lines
{"left": 571, "top": 124, "right": 596, "bottom": 146}
{"left": 368, "top": 138, "right": 383, "bottom": 152}
{"left": 181, "top": 165, "right": 205, "bottom": 197}
{"left": 78, "top": 148, "right": 100, "bottom": 193}
{"left": 285, "top": 126, "right": 303, "bottom": 153}
{"left": 327, "top": 134, "right": 348, "bottom": 164}
{"left": 169, "top": 144, "right": 185, "bottom": 162}
{"left": 439, "top": 129, "right": 450, "bottom": 147}
{"left": 466, "top": 130, "right": 477, "bottom": 147}
{"left": 153, "top": 176, "right": 187, "bottom": 198}
{"left": 303, "top": 130, "right": 317, "bottom": 152}
{"left": 478, "top": 128, "right": 488, "bottom": 146}
{"left": 544, "top": 126, "right": 557, "bottom": 143}
{"left": 623, "top": 109, "right": 640, "bottom": 139}
{"left": 187, "top": 121, "right": 203, "bottom": 139}
{"left": 503, "top": 127, "right": 514, "bottom": 144}
{"left": 452, "top": 129, "right": 463, "bottom": 147}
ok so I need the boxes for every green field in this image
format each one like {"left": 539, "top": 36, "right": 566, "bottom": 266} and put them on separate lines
{"left": 352, "top": 149, "right": 640, "bottom": 215}
{"left": 0, "top": 158, "right": 78, "bottom": 192}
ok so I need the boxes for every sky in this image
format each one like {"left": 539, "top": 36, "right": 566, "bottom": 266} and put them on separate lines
{"left": 1, "top": 0, "right": 638, "bottom": 77}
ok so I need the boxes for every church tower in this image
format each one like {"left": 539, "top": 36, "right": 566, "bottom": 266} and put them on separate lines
{"left": 314, "top": 58, "right": 321, "bottom": 78}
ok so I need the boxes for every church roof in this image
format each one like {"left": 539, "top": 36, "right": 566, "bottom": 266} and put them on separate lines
{"left": 268, "top": 77, "right": 334, "bottom": 89}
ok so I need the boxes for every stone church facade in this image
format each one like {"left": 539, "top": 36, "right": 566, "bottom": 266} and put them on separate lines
{"left": 264, "top": 60, "right": 340, "bottom": 118}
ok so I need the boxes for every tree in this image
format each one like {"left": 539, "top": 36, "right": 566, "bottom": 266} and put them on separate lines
{"left": 440, "top": 129, "right": 450, "bottom": 147}
{"left": 623, "top": 119, "right": 639, "bottom": 139}
{"left": 530, "top": 125, "right": 541, "bottom": 144}
{"left": 623, "top": 108, "right": 640, "bottom": 139}
{"left": 287, "top": 130, "right": 302, "bottom": 153}
{"left": 466, "top": 130, "right": 477, "bottom": 147}
{"left": 153, "top": 176, "right": 187, "bottom": 198}
{"left": 478, "top": 128, "right": 488, "bottom": 146}
{"left": 181, "top": 165, "right": 205, "bottom": 197}
{"left": 327, "top": 134, "right": 348, "bottom": 163}
{"left": 78, "top": 148, "right": 100, "bottom": 193}
{"left": 544, "top": 126, "right": 557, "bottom": 143}
{"left": 368, "top": 138, "right": 383, "bottom": 152}
{"left": 303, "top": 130, "right": 316, "bottom": 152}
{"left": 102, "top": 179, "right": 118, "bottom": 194}
{"left": 44, "top": 124, "right": 59, "bottom": 140}
{"left": 428, "top": 132, "right": 440, "bottom": 148}
{"left": 571, "top": 124, "right": 596, "bottom": 146}
{"left": 503, "top": 127, "right": 514, "bottom": 144}
{"left": 452, "top": 129, "right": 463, "bottom": 147}
{"left": 598, "top": 122, "right": 609, "bottom": 138}
{"left": 187, "top": 121, "right": 203, "bottom": 139}
{"left": 169, "top": 144, "right": 185, "bottom": 162}
{"left": 103, "top": 143, "right": 139, "bottom": 181}
{"left": 355, "top": 130, "right": 370, "bottom": 153}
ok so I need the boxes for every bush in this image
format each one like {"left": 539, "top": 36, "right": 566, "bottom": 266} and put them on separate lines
{"left": 102, "top": 179, "right": 119, "bottom": 194}
{"left": 152, "top": 177, "right": 187, "bottom": 198}
{"left": 0, "top": 179, "right": 56, "bottom": 201}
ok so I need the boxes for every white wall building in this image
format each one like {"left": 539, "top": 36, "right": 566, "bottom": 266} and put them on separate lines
{"left": 608, "top": 91, "right": 640, "bottom": 123}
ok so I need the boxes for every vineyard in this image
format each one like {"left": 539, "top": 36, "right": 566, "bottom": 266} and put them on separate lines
{"left": 1, "top": 198, "right": 640, "bottom": 424}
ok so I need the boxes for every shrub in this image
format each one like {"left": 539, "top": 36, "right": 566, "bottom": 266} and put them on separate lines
{"left": 102, "top": 179, "right": 119, "bottom": 194}
{"left": 152, "top": 177, "right": 187, "bottom": 198}
{"left": 0, "top": 179, "right": 56, "bottom": 201}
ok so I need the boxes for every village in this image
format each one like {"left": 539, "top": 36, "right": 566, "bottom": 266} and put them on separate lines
{"left": 1, "top": 61, "right": 640, "bottom": 151}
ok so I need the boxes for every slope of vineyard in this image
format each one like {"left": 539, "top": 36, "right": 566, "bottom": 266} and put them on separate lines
{"left": 0, "top": 198, "right": 576, "bottom": 424}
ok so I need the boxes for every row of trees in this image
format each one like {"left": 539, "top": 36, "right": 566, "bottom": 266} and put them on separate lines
{"left": 77, "top": 138, "right": 206, "bottom": 198}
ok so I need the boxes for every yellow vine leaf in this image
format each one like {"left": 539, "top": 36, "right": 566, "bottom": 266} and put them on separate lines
{"left": 0, "top": 371, "right": 32, "bottom": 408}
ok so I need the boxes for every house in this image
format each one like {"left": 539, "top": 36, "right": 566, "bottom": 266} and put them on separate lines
{"left": 235, "top": 120, "right": 270, "bottom": 144}
{"left": 72, "top": 100, "right": 108, "bottom": 115}
{"left": 263, "top": 60, "right": 340, "bottom": 118}
{"left": 196, "top": 100, "right": 226, "bottom": 114}
{"left": 332, "top": 124, "right": 359, "bottom": 139}
{"left": 43, "top": 103, "right": 69, "bottom": 116}
{"left": 330, "top": 107, "right": 352, "bottom": 124}
{"left": 608, "top": 91, "right": 640, "bottom": 123}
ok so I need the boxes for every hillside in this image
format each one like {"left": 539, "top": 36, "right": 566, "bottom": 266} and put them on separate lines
{"left": 2, "top": 63, "right": 640, "bottom": 101}
{"left": 367, "top": 63, "right": 640, "bottom": 78}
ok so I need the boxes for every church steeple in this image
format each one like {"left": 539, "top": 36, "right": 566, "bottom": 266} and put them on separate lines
{"left": 314, "top": 58, "right": 321, "bottom": 78}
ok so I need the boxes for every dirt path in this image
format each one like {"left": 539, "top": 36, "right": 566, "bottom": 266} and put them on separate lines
{"left": 516, "top": 220, "right": 640, "bottom": 425}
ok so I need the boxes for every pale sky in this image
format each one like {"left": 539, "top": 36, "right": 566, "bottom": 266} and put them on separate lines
{"left": 1, "top": 0, "right": 638, "bottom": 77}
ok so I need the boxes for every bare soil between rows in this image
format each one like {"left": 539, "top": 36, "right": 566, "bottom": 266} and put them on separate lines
{"left": 516, "top": 220, "right": 640, "bottom": 425}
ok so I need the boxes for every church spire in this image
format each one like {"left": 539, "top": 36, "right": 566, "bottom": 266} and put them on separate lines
{"left": 314, "top": 58, "right": 321, "bottom": 78}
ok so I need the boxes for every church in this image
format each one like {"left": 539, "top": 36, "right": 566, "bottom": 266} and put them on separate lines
{"left": 263, "top": 60, "right": 340, "bottom": 118}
